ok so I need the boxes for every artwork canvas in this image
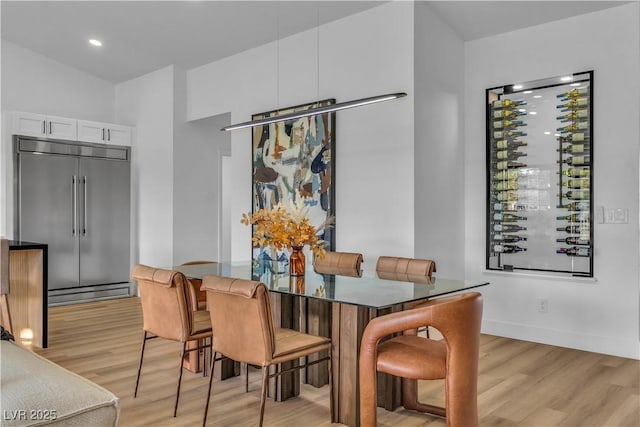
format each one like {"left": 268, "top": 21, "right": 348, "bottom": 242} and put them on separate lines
{"left": 251, "top": 99, "right": 336, "bottom": 268}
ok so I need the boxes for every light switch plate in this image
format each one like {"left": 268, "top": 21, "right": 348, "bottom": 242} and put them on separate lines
{"left": 604, "top": 208, "right": 628, "bottom": 224}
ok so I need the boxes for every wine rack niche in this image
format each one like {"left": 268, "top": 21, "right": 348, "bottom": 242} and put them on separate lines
{"left": 486, "top": 71, "right": 593, "bottom": 277}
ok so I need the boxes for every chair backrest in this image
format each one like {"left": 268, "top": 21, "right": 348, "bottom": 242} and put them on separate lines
{"left": 0, "top": 239, "right": 9, "bottom": 295}
{"left": 313, "top": 251, "right": 363, "bottom": 277}
{"left": 376, "top": 256, "right": 436, "bottom": 282}
{"left": 180, "top": 261, "right": 218, "bottom": 309}
{"left": 203, "top": 276, "right": 275, "bottom": 366}
{"left": 131, "top": 264, "right": 195, "bottom": 342}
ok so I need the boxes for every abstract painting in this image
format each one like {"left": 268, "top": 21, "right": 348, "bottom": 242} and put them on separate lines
{"left": 251, "top": 99, "right": 336, "bottom": 268}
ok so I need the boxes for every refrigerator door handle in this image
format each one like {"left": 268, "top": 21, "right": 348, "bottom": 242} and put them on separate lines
{"left": 82, "top": 176, "right": 88, "bottom": 236}
{"left": 72, "top": 176, "right": 77, "bottom": 236}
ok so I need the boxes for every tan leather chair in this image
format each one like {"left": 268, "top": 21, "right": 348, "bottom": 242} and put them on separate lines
{"left": 376, "top": 256, "right": 436, "bottom": 282}
{"left": 0, "top": 239, "right": 12, "bottom": 333}
{"left": 313, "top": 251, "right": 363, "bottom": 277}
{"left": 202, "top": 276, "right": 334, "bottom": 427}
{"left": 359, "top": 292, "right": 483, "bottom": 427}
{"left": 131, "top": 264, "right": 213, "bottom": 417}
{"left": 180, "top": 260, "right": 219, "bottom": 311}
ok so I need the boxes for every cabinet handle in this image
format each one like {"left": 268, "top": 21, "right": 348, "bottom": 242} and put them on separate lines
{"left": 107, "top": 129, "right": 111, "bottom": 141}
{"left": 82, "top": 176, "right": 87, "bottom": 236}
{"left": 102, "top": 128, "right": 105, "bottom": 141}
{"left": 42, "top": 120, "right": 46, "bottom": 134}
{"left": 49, "top": 121, "right": 52, "bottom": 134}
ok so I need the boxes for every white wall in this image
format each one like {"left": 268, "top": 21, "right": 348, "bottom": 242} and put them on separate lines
{"left": 464, "top": 3, "right": 640, "bottom": 359}
{"left": 115, "top": 66, "right": 174, "bottom": 268}
{"left": 173, "top": 65, "right": 230, "bottom": 264}
{"left": 0, "top": 40, "right": 116, "bottom": 238}
{"left": 414, "top": 2, "right": 466, "bottom": 277}
{"left": 188, "top": 2, "right": 415, "bottom": 268}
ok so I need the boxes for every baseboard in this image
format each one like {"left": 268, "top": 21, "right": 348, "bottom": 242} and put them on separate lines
{"left": 482, "top": 319, "right": 640, "bottom": 360}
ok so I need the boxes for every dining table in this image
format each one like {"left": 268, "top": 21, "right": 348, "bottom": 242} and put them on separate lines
{"left": 175, "top": 261, "right": 489, "bottom": 427}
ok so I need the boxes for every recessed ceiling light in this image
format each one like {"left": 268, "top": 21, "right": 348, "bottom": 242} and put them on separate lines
{"left": 529, "top": 111, "right": 537, "bottom": 115}
{"left": 533, "top": 95, "right": 542, "bottom": 98}
{"left": 570, "top": 83, "right": 581, "bottom": 87}
{"left": 554, "top": 133, "right": 561, "bottom": 137}
{"left": 513, "top": 84, "right": 523, "bottom": 90}
{"left": 544, "top": 131, "right": 551, "bottom": 135}
{"left": 523, "top": 90, "right": 533, "bottom": 94}
{"left": 89, "top": 39, "right": 102, "bottom": 47}
{"left": 560, "top": 76, "right": 573, "bottom": 82}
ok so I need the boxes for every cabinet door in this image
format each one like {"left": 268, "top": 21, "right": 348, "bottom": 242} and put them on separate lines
{"left": 105, "top": 124, "right": 131, "bottom": 146}
{"left": 47, "top": 115, "right": 77, "bottom": 140}
{"left": 12, "top": 112, "right": 46, "bottom": 137}
{"left": 77, "top": 120, "right": 106, "bottom": 144}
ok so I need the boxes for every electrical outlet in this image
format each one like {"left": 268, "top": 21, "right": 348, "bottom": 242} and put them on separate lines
{"left": 537, "top": 298, "right": 548, "bottom": 313}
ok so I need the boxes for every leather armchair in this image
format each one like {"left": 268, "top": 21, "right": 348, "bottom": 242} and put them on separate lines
{"left": 313, "top": 251, "right": 363, "bottom": 277}
{"left": 131, "top": 264, "right": 213, "bottom": 417}
{"left": 359, "top": 292, "right": 483, "bottom": 427}
{"left": 376, "top": 256, "right": 436, "bottom": 282}
{"left": 202, "top": 275, "right": 334, "bottom": 427}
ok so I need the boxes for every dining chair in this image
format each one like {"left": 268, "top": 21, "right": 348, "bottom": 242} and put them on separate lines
{"left": 359, "top": 292, "right": 483, "bottom": 427}
{"left": 201, "top": 275, "right": 334, "bottom": 427}
{"left": 131, "top": 264, "right": 213, "bottom": 417}
{"left": 0, "top": 239, "right": 12, "bottom": 334}
{"left": 313, "top": 251, "right": 363, "bottom": 277}
{"left": 376, "top": 256, "right": 436, "bottom": 282}
{"left": 180, "top": 260, "right": 218, "bottom": 311}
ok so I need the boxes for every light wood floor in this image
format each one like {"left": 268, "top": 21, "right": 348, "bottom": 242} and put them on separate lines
{"left": 31, "top": 297, "right": 639, "bottom": 427}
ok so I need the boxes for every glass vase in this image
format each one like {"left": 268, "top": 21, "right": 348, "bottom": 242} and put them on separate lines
{"left": 289, "top": 245, "right": 305, "bottom": 276}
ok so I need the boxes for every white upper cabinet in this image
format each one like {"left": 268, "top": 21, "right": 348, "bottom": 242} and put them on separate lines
{"left": 13, "top": 112, "right": 77, "bottom": 140}
{"left": 77, "top": 120, "right": 132, "bottom": 146}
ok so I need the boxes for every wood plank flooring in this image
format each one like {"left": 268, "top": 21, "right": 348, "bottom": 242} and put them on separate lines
{"left": 30, "top": 297, "right": 639, "bottom": 426}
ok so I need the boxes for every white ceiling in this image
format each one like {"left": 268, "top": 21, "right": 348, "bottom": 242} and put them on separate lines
{"left": 1, "top": 1, "right": 631, "bottom": 84}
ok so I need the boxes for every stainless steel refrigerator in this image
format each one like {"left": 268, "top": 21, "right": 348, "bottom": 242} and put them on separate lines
{"left": 14, "top": 136, "right": 131, "bottom": 305}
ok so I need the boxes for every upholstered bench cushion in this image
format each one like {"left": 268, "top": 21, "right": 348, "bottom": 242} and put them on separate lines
{"left": 0, "top": 341, "right": 120, "bottom": 426}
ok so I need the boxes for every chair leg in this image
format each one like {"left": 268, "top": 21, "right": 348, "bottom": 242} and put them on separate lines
{"left": 173, "top": 342, "right": 187, "bottom": 417}
{"left": 202, "top": 351, "right": 218, "bottom": 427}
{"left": 133, "top": 331, "right": 148, "bottom": 398}
{"left": 245, "top": 363, "right": 249, "bottom": 392}
{"left": 259, "top": 366, "right": 269, "bottom": 427}
{"left": 0, "top": 294, "right": 13, "bottom": 335}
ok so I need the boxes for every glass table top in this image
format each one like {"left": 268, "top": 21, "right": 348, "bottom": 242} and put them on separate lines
{"left": 175, "top": 262, "right": 489, "bottom": 310}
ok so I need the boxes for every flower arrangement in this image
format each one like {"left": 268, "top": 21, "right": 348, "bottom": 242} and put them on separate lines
{"left": 241, "top": 193, "right": 330, "bottom": 259}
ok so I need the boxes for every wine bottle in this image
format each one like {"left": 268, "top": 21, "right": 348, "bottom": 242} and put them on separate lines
{"left": 557, "top": 144, "right": 588, "bottom": 154}
{"left": 556, "top": 122, "right": 588, "bottom": 133}
{"left": 562, "top": 179, "right": 590, "bottom": 189}
{"left": 494, "top": 212, "right": 526, "bottom": 222}
{"left": 557, "top": 98, "right": 588, "bottom": 110}
{"left": 561, "top": 190, "right": 590, "bottom": 200}
{"left": 496, "top": 140, "right": 528, "bottom": 150}
{"left": 556, "top": 213, "right": 590, "bottom": 222}
{"left": 492, "top": 180, "right": 518, "bottom": 191}
{"left": 495, "top": 190, "right": 518, "bottom": 202}
{"left": 559, "top": 155, "right": 590, "bottom": 166}
{"left": 494, "top": 169, "right": 520, "bottom": 181}
{"left": 559, "top": 168, "right": 590, "bottom": 178}
{"left": 493, "top": 244, "right": 526, "bottom": 253}
{"left": 569, "top": 132, "right": 586, "bottom": 142}
{"left": 556, "top": 246, "right": 590, "bottom": 257}
{"left": 494, "top": 233, "right": 527, "bottom": 243}
{"left": 496, "top": 161, "right": 526, "bottom": 170}
{"left": 493, "top": 119, "right": 527, "bottom": 129}
{"left": 492, "top": 99, "right": 525, "bottom": 109}
{"left": 558, "top": 201, "right": 590, "bottom": 211}
{"left": 493, "top": 130, "right": 527, "bottom": 139}
{"left": 495, "top": 150, "right": 527, "bottom": 160}
{"left": 556, "top": 236, "right": 590, "bottom": 246}
{"left": 556, "top": 109, "right": 588, "bottom": 122}
{"left": 494, "top": 224, "right": 526, "bottom": 232}
{"left": 493, "top": 109, "right": 526, "bottom": 119}
{"left": 556, "top": 87, "right": 589, "bottom": 99}
{"left": 556, "top": 225, "right": 589, "bottom": 233}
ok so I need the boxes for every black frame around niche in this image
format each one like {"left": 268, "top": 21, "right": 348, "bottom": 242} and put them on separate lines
{"left": 485, "top": 70, "right": 594, "bottom": 277}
